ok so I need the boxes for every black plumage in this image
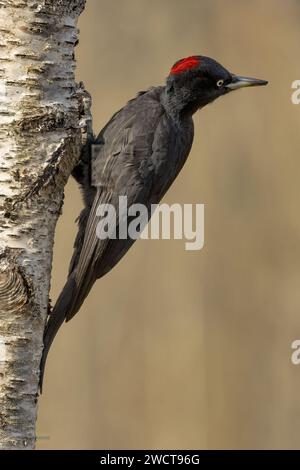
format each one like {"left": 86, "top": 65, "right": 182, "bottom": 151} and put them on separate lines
{"left": 40, "top": 56, "right": 267, "bottom": 389}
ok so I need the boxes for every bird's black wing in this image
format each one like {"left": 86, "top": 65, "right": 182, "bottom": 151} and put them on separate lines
{"left": 67, "top": 89, "right": 167, "bottom": 320}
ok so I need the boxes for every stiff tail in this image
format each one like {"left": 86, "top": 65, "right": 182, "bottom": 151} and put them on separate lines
{"left": 39, "top": 275, "right": 77, "bottom": 393}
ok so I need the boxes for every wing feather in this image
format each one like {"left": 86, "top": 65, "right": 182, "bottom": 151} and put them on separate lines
{"left": 66, "top": 89, "right": 165, "bottom": 320}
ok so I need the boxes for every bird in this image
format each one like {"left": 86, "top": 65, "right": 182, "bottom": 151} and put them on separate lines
{"left": 40, "top": 55, "right": 267, "bottom": 389}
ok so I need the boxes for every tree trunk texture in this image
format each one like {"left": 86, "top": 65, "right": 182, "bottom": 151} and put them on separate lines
{"left": 0, "top": 0, "right": 91, "bottom": 449}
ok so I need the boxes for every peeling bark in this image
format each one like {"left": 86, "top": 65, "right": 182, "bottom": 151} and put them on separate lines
{"left": 0, "top": 0, "right": 91, "bottom": 449}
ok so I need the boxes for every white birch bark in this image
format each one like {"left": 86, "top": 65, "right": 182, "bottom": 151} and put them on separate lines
{"left": 0, "top": 0, "right": 91, "bottom": 449}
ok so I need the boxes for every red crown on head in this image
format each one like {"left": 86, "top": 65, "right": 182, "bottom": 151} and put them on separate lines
{"left": 170, "top": 56, "right": 200, "bottom": 75}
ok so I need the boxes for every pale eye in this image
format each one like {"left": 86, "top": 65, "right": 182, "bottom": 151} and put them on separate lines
{"left": 216, "top": 79, "right": 224, "bottom": 88}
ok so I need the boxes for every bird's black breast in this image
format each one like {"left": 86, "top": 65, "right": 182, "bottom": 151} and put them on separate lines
{"left": 147, "top": 113, "right": 194, "bottom": 203}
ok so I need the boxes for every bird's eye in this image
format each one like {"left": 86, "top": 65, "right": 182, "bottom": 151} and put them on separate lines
{"left": 216, "top": 79, "right": 224, "bottom": 88}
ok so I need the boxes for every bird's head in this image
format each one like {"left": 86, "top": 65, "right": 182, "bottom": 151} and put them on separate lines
{"left": 166, "top": 55, "right": 268, "bottom": 115}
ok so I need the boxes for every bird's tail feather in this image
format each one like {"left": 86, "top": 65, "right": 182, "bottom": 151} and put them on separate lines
{"left": 39, "top": 275, "right": 77, "bottom": 393}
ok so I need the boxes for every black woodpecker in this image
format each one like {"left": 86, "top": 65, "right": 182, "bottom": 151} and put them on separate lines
{"left": 40, "top": 55, "right": 267, "bottom": 389}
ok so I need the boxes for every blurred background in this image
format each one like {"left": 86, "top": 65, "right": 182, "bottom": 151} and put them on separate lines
{"left": 37, "top": 0, "right": 300, "bottom": 449}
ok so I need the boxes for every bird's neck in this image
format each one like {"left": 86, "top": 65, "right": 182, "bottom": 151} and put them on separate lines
{"left": 161, "top": 83, "right": 200, "bottom": 122}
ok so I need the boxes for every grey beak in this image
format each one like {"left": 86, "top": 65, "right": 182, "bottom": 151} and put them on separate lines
{"left": 226, "top": 74, "right": 268, "bottom": 90}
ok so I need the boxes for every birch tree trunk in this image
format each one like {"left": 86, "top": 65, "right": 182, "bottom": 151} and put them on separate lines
{"left": 0, "top": 0, "right": 91, "bottom": 449}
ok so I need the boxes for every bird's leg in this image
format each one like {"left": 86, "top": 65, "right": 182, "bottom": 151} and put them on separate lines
{"left": 71, "top": 135, "right": 93, "bottom": 187}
